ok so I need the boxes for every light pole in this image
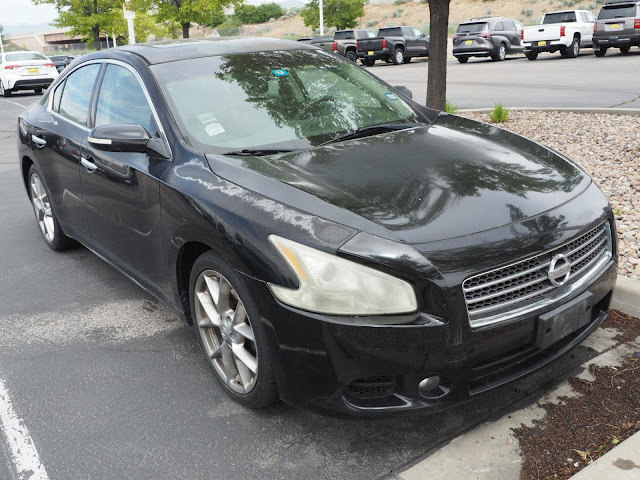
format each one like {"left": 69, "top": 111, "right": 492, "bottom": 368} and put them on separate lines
{"left": 123, "top": 3, "right": 136, "bottom": 44}
{"left": 319, "top": 0, "right": 324, "bottom": 36}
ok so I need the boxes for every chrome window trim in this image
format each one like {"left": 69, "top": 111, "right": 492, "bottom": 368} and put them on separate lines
{"left": 465, "top": 222, "right": 613, "bottom": 329}
{"left": 48, "top": 58, "right": 173, "bottom": 159}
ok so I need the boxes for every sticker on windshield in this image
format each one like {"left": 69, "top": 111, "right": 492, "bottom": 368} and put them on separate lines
{"left": 385, "top": 92, "right": 399, "bottom": 100}
{"left": 272, "top": 69, "right": 289, "bottom": 77}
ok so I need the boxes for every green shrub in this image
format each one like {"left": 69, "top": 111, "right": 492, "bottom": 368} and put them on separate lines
{"left": 235, "top": 3, "right": 284, "bottom": 24}
{"left": 366, "top": 19, "right": 379, "bottom": 27}
{"left": 521, "top": 8, "right": 533, "bottom": 16}
{"left": 488, "top": 104, "right": 510, "bottom": 123}
{"left": 394, "top": 0, "right": 410, "bottom": 4}
{"left": 445, "top": 100, "right": 459, "bottom": 114}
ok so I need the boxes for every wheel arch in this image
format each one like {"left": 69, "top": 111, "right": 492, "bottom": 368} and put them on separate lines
{"left": 574, "top": 32, "right": 581, "bottom": 40}
{"left": 176, "top": 240, "right": 213, "bottom": 325}
{"left": 21, "top": 155, "right": 34, "bottom": 193}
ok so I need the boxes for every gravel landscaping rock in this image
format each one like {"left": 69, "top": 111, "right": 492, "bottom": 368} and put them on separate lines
{"left": 462, "top": 111, "right": 640, "bottom": 280}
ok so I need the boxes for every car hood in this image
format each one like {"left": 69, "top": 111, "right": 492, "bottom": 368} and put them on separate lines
{"left": 207, "top": 114, "right": 591, "bottom": 244}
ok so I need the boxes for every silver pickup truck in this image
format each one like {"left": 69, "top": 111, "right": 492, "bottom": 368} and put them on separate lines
{"left": 311, "top": 29, "right": 377, "bottom": 62}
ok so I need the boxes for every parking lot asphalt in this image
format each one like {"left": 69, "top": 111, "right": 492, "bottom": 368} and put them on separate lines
{"left": 0, "top": 60, "right": 632, "bottom": 480}
{"left": 369, "top": 50, "right": 640, "bottom": 108}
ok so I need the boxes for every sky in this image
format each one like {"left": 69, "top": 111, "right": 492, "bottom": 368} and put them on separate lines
{"left": 1, "top": 0, "right": 58, "bottom": 32}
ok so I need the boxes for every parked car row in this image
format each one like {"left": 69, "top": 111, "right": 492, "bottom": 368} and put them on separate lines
{"left": 454, "top": 1, "right": 640, "bottom": 64}
{"left": 0, "top": 52, "right": 80, "bottom": 96}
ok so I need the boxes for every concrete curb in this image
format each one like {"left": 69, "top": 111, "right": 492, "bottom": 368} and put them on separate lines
{"left": 459, "top": 107, "right": 640, "bottom": 116}
{"left": 612, "top": 275, "right": 640, "bottom": 319}
{"left": 569, "top": 430, "right": 640, "bottom": 479}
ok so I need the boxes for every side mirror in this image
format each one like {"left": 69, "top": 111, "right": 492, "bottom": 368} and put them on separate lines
{"left": 393, "top": 85, "right": 413, "bottom": 100}
{"left": 88, "top": 124, "right": 150, "bottom": 153}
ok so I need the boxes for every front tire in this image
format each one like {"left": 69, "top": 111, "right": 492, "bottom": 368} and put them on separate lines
{"left": 362, "top": 58, "right": 375, "bottom": 67}
{"left": 620, "top": 46, "right": 631, "bottom": 55}
{"left": 28, "top": 165, "right": 76, "bottom": 251}
{"left": 456, "top": 56, "right": 469, "bottom": 63}
{"left": 392, "top": 48, "right": 405, "bottom": 65}
{"left": 491, "top": 43, "right": 507, "bottom": 61}
{"left": 525, "top": 50, "right": 538, "bottom": 60}
{"left": 190, "top": 250, "right": 278, "bottom": 409}
{"left": 403, "top": 56, "right": 412, "bottom": 64}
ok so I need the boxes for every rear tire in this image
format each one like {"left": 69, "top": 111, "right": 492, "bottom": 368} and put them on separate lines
{"left": 0, "top": 81, "right": 10, "bottom": 97}
{"left": 392, "top": 48, "right": 405, "bottom": 65}
{"left": 566, "top": 37, "right": 580, "bottom": 58}
{"left": 189, "top": 250, "right": 278, "bottom": 409}
{"left": 27, "top": 165, "right": 76, "bottom": 251}
{"left": 525, "top": 50, "right": 538, "bottom": 60}
{"left": 362, "top": 58, "right": 375, "bottom": 66}
{"left": 594, "top": 46, "right": 607, "bottom": 57}
{"left": 456, "top": 56, "right": 469, "bottom": 63}
{"left": 491, "top": 43, "right": 507, "bottom": 61}
{"left": 620, "top": 46, "right": 631, "bottom": 55}
{"left": 345, "top": 50, "right": 357, "bottom": 62}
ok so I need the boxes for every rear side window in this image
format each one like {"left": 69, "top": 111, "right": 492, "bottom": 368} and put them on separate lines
{"left": 334, "top": 31, "right": 354, "bottom": 40}
{"left": 493, "top": 21, "right": 505, "bottom": 31}
{"left": 95, "top": 64, "right": 157, "bottom": 135}
{"left": 503, "top": 20, "right": 516, "bottom": 30}
{"left": 598, "top": 4, "right": 637, "bottom": 19}
{"left": 543, "top": 11, "right": 577, "bottom": 23}
{"left": 378, "top": 27, "right": 402, "bottom": 37}
{"left": 58, "top": 64, "right": 101, "bottom": 127}
{"left": 457, "top": 22, "right": 488, "bottom": 33}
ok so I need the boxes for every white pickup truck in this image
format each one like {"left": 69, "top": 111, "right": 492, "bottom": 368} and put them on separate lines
{"left": 522, "top": 10, "right": 596, "bottom": 60}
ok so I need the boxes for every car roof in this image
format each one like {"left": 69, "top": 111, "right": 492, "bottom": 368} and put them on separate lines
{"left": 460, "top": 17, "right": 515, "bottom": 24}
{"left": 100, "top": 38, "right": 316, "bottom": 65}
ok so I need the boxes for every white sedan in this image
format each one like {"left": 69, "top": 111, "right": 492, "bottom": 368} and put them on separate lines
{"left": 0, "top": 51, "right": 59, "bottom": 97}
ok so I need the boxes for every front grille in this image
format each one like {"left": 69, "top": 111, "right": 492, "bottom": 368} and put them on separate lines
{"left": 463, "top": 222, "right": 612, "bottom": 327}
{"left": 345, "top": 376, "right": 395, "bottom": 400}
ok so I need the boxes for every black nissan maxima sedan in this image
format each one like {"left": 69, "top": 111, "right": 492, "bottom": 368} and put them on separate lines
{"left": 17, "top": 39, "right": 617, "bottom": 416}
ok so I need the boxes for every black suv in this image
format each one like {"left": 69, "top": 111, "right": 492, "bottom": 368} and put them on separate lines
{"left": 453, "top": 17, "right": 524, "bottom": 63}
{"left": 593, "top": 0, "right": 640, "bottom": 56}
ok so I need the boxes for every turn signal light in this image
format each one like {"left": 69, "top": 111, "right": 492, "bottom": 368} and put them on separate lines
{"left": 560, "top": 25, "right": 566, "bottom": 36}
{"left": 333, "top": 41, "right": 337, "bottom": 51}
{"left": 634, "top": 19, "right": 640, "bottom": 29}
{"left": 4, "top": 65, "right": 20, "bottom": 70}
{"left": 593, "top": 23, "right": 597, "bottom": 32}
{"left": 521, "top": 29, "right": 524, "bottom": 39}
{"left": 45, "top": 63, "right": 55, "bottom": 67}
{"left": 382, "top": 38, "right": 387, "bottom": 48}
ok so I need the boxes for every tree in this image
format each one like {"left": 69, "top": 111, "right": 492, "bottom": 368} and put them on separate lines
{"left": 426, "top": 0, "right": 450, "bottom": 110}
{"left": 301, "top": 0, "right": 365, "bottom": 31}
{"left": 32, "top": 0, "right": 122, "bottom": 50}
{"left": 235, "top": 3, "right": 283, "bottom": 24}
{"left": 150, "top": 0, "right": 233, "bottom": 38}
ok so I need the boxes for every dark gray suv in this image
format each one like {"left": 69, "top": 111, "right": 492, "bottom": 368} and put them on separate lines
{"left": 593, "top": 0, "right": 640, "bottom": 56}
{"left": 453, "top": 17, "right": 524, "bottom": 63}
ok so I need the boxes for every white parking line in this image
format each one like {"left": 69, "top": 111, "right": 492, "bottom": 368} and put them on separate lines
{"left": 0, "top": 377, "right": 49, "bottom": 480}
{"left": 0, "top": 98, "right": 29, "bottom": 108}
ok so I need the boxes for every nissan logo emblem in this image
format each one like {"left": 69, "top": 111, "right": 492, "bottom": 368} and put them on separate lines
{"left": 548, "top": 253, "right": 571, "bottom": 287}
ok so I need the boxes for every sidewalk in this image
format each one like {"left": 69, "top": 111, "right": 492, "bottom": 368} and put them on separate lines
{"left": 399, "top": 275, "right": 640, "bottom": 480}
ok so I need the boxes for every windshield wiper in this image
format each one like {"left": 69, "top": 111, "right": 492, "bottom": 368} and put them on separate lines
{"left": 321, "top": 122, "right": 426, "bottom": 146}
{"left": 222, "top": 148, "right": 296, "bottom": 157}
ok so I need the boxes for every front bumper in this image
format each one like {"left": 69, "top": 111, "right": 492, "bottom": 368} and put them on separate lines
{"left": 247, "top": 256, "right": 616, "bottom": 417}
{"left": 593, "top": 33, "right": 640, "bottom": 48}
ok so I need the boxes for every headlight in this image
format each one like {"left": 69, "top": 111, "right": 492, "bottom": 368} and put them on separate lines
{"left": 268, "top": 235, "right": 418, "bottom": 315}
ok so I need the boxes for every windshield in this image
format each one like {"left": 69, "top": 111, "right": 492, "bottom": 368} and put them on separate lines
{"left": 543, "top": 11, "right": 577, "bottom": 24}
{"left": 151, "top": 49, "right": 421, "bottom": 154}
{"left": 598, "top": 4, "right": 637, "bottom": 19}
{"left": 5, "top": 52, "right": 49, "bottom": 62}
{"left": 378, "top": 27, "right": 402, "bottom": 37}
{"left": 457, "top": 22, "right": 488, "bottom": 33}
{"left": 334, "top": 31, "right": 354, "bottom": 40}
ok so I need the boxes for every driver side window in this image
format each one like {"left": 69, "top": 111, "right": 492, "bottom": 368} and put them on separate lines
{"left": 95, "top": 64, "right": 158, "bottom": 136}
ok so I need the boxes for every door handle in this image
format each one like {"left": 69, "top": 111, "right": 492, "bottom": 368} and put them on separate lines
{"left": 80, "top": 156, "right": 98, "bottom": 172}
{"left": 31, "top": 134, "right": 47, "bottom": 148}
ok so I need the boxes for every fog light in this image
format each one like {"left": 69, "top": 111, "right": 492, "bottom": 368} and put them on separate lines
{"left": 418, "top": 375, "right": 451, "bottom": 400}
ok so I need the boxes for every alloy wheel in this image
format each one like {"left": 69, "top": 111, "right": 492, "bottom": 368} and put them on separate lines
{"left": 30, "top": 173, "right": 55, "bottom": 243}
{"left": 194, "top": 270, "right": 258, "bottom": 394}
{"left": 573, "top": 40, "right": 579, "bottom": 57}
{"left": 499, "top": 44, "right": 506, "bottom": 60}
{"left": 396, "top": 50, "right": 404, "bottom": 63}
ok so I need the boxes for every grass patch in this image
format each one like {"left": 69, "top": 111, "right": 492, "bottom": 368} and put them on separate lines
{"left": 488, "top": 103, "right": 509, "bottom": 123}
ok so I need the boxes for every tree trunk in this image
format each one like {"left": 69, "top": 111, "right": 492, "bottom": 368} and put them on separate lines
{"left": 93, "top": 26, "right": 101, "bottom": 51}
{"left": 426, "top": 0, "right": 450, "bottom": 110}
{"left": 182, "top": 22, "right": 190, "bottom": 39}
